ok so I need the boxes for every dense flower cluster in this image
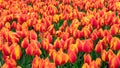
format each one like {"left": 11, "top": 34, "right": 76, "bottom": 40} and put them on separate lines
{"left": 0, "top": 0, "right": 120, "bottom": 68}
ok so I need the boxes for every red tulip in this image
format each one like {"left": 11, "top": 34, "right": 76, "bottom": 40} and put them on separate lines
{"left": 83, "top": 39, "right": 93, "bottom": 53}
{"left": 110, "top": 24, "right": 119, "bottom": 35}
{"left": 2, "top": 42, "right": 10, "bottom": 56}
{"left": 21, "top": 37, "right": 29, "bottom": 48}
{"left": 84, "top": 54, "right": 92, "bottom": 65}
{"left": 110, "top": 37, "right": 120, "bottom": 50}
{"left": 29, "top": 30, "right": 37, "bottom": 40}
{"left": 68, "top": 50, "right": 77, "bottom": 63}
{"left": 95, "top": 41, "right": 103, "bottom": 53}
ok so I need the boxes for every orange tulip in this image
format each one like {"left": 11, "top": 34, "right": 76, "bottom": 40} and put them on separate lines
{"left": 26, "top": 44, "right": 34, "bottom": 56}
{"left": 110, "top": 24, "right": 119, "bottom": 35}
{"left": 21, "top": 37, "right": 29, "bottom": 48}
{"left": 64, "top": 37, "right": 75, "bottom": 49}
{"left": 95, "top": 41, "right": 103, "bottom": 53}
{"left": 84, "top": 54, "right": 92, "bottom": 65}
{"left": 61, "top": 32, "right": 70, "bottom": 41}
{"left": 29, "top": 30, "right": 37, "bottom": 40}
{"left": 101, "top": 50, "right": 107, "bottom": 61}
{"left": 42, "top": 38, "right": 49, "bottom": 50}
{"left": 110, "top": 37, "right": 120, "bottom": 50}
{"left": 2, "top": 42, "right": 10, "bottom": 56}
{"left": 95, "top": 58, "right": 101, "bottom": 67}
{"left": 54, "top": 38, "right": 61, "bottom": 49}
{"left": 82, "top": 63, "right": 90, "bottom": 68}
{"left": 53, "top": 14, "right": 59, "bottom": 23}
{"left": 76, "top": 39, "right": 84, "bottom": 52}
{"left": 10, "top": 44, "right": 22, "bottom": 60}
{"left": 2, "top": 58, "right": 17, "bottom": 68}
{"left": 83, "top": 39, "right": 93, "bottom": 53}
{"left": 109, "top": 56, "right": 120, "bottom": 68}
{"left": 68, "top": 50, "right": 77, "bottom": 63}
{"left": 32, "top": 55, "right": 40, "bottom": 68}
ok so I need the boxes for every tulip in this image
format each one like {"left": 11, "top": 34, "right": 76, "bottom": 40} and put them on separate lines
{"left": 82, "top": 63, "right": 90, "bottom": 68}
{"left": 32, "top": 56, "right": 40, "bottom": 68}
{"left": 53, "top": 14, "right": 59, "bottom": 23}
{"left": 2, "top": 58, "right": 17, "bottom": 68}
{"left": 110, "top": 37, "right": 120, "bottom": 50}
{"left": 84, "top": 54, "right": 92, "bottom": 65}
{"left": 26, "top": 44, "right": 34, "bottom": 56}
{"left": 109, "top": 56, "right": 120, "bottom": 68}
{"left": 68, "top": 50, "right": 77, "bottom": 63}
{"left": 76, "top": 39, "right": 84, "bottom": 52}
{"left": 29, "top": 30, "right": 37, "bottom": 40}
{"left": 83, "top": 39, "right": 93, "bottom": 53}
{"left": 54, "top": 38, "right": 61, "bottom": 49}
{"left": 95, "top": 41, "right": 103, "bottom": 53}
{"left": 95, "top": 58, "right": 101, "bottom": 67}
{"left": 41, "top": 38, "right": 49, "bottom": 50}
{"left": 101, "top": 50, "right": 107, "bottom": 61}
{"left": 10, "top": 44, "right": 22, "bottom": 60}
{"left": 21, "top": 37, "right": 29, "bottom": 48}
{"left": 110, "top": 24, "right": 119, "bottom": 35}
{"left": 61, "top": 32, "right": 70, "bottom": 41}
{"left": 2, "top": 42, "right": 10, "bottom": 56}
{"left": 89, "top": 61, "right": 98, "bottom": 68}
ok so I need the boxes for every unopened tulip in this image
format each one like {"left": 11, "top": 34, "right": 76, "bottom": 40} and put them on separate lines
{"left": 21, "top": 37, "right": 29, "bottom": 48}
{"left": 84, "top": 54, "right": 92, "bottom": 65}
{"left": 11, "top": 44, "right": 22, "bottom": 60}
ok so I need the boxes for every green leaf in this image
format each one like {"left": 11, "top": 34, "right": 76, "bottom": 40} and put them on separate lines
{"left": 9, "top": 18, "right": 17, "bottom": 25}
{"left": 78, "top": 25, "right": 83, "bottom": 30}
{"left": 0, "top": 52, "right": 4, "bottom": 67}
{"left": 102, "top": 25, "right": 110, "bottom": 30}
{"left": 93, "top": 38, "right": 102, "bottom": 48}
{"left": 11, "top": 28, "right": 16, "bottom": 32}
{"left": 113, "top": 34, "right": 120, "bottom": 39}
{"left": 27, "top": 2, "right": 33, "bottom": 7}
{"left": 90, "top": 50, "right": 100, "bottom": 60}
{"left": 100, "top": 61, "right": 108, "bottom": 68}
{"left": 18, "top": 38, "right": 24, "bottom": 45}
{"left": 52, "top": 36, "right": 57, "bottom": 44}
{"left": 28, "top": 26, "right": 34, "bottom": 30}
{"left": 54, "top": 19, "right": 64, "bottom": 31}
{"left": 40, "top": 48, "right": 49, "bottom": 59}
{"left": 17, "top": 48, "right": 34, "bottom": 68}
{"left": 116, "top": 11, "right": 118, "bottom": 16}
{"left": 67, "top": 19, "right": 72, "bottom": 26}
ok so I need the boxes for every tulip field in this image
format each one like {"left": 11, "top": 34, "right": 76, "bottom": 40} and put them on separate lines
{"left": 1, "top": 0, "right": 120, "bottom": 68}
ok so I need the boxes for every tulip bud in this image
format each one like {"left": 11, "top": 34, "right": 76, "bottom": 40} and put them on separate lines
{"left": 101, "top": 50, "right": 107, "bottom": 61}
{"left": 110, "top": 24, "right": 119, "bottom": 35}
{"left": 84, "top": 54, "right": 92, "bottom": 65}
{"left": 21, "top": 37, "right": 29, "bottom": 48}
{"left": 68, "top": 50, "right": 77, "bottom": 63}
{"left": 32, "top": 56, "right": 40, "bottom": 68}
{"left": 83, "top": 39, "right": 93, "bottom": 53}
{"left": 109, "top": 56, "right": 120, "bottom": 68}
{"left": 82, "top": 63, "right": 90, "bottom": 68}
{"left": 2, "top": 43, "right": 10, "bottom": 56}
{"left": 76, "top": 39, "right": 84, "bottom": 52}
{"left": 11, "top": 44, "right": 22, "bottom": 60}
{"left": 26, "top": 44, "right": 34, "bottom": 56}
{"left": 110, "top": 37, "right": 120, "bottom": 50}
{"left": 2, "top": 58, "right": 17, "bottom": 68}
{"left": 95, "top": 41, "right": 103, "bottom": 53}
{"left": 96, "top": 58, "right": 101, "bottom": 67}
{"left": 53, "top": 14, "right": 59, "bottom": 23}
{"left": 29, "top": 30, "right": 37, "bottom": 40}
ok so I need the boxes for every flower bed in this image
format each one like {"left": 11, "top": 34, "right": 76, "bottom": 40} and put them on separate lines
{"left": 0, "top": 0, "right": 120, "bottom": 68}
